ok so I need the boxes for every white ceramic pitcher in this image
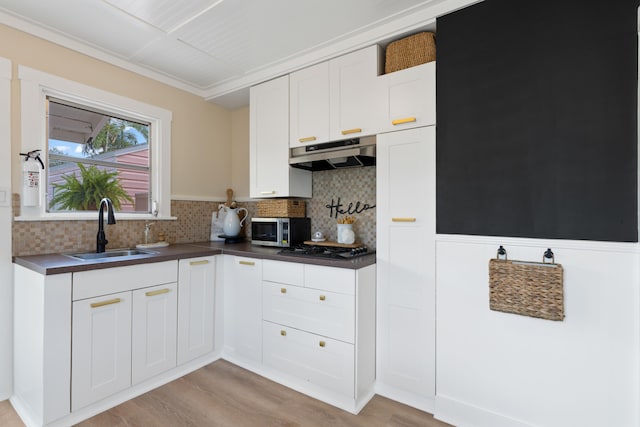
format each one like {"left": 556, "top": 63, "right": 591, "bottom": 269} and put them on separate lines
{"left": 221, "top": 206, "right": 248, "bottom": 237}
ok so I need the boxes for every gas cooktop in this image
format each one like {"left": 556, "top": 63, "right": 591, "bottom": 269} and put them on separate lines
{"left": 278, "top": 244, "right": 371, "bottom": 259}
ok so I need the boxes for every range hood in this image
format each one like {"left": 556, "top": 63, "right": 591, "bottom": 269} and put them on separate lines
{"left": 289, "top": 135, "right": 376, "bottom": 171}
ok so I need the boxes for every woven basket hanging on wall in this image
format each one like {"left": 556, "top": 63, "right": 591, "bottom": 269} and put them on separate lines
{"left": 488, "top": 248, "right": 564, "bottom": 321}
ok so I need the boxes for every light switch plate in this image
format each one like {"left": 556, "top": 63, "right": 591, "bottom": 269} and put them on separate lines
{"left": 0, "top": 187, "right": 10, "bottom": 207}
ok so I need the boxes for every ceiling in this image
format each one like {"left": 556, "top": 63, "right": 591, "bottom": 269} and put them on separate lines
{"left": 0, "top": 0, "right": 466, "bottom": 108}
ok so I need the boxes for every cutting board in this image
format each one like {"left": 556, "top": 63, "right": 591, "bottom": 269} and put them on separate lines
{"left": 304, "top": 240, "right": 362, "bottom": 248}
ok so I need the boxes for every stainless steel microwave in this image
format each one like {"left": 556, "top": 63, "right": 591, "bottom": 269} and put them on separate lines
{"left": 251, "top": 217, "right": 310, "bottom": 247}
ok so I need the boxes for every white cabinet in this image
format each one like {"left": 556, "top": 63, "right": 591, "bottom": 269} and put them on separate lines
{"left": 223, "top": 255, "right": 263, "bottom": 364}
{"left": 289, "top": 45, "right": 383, "bottom": 147}
{"left": 177, "top": 257, "right": 215, "bottom": 365}
{"left": 72, "top": 291, "right": 133, "bottom": 410}
{"left": 378, "top": 62, "right": 436, "bottom": 133}
{"left": 376, "top": 126, "right": 436, "bottom": 409}
{"left": 261, "top": 260, "right": 375, "bottom": 407}
{"left": 329, "top": 45, "right": 383, "bottom": 141}
{"left": 250, "top": 74, "right": 311, "bottom": 198}
{"left": 132, "top": 283, "right": 178, "bottom": 384}
{"left": 289, "top": 61, "right": 330, "bottom": 146}
{"left": 71, "top": 261, "right": 178, "bottom": 411}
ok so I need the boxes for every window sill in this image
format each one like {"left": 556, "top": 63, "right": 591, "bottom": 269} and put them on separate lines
{"left": 14, "top": 214, "right": 177, "bottom": 222}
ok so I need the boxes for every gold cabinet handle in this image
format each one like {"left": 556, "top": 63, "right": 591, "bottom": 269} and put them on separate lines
{"left": 392, "top": 117, "right": 417, "bottom": 126}
{"left": 190, "top": 260, "right": 210, "bottom": 266}
{"left": 341, "top": 128, "right": 362, "bottom": 135}
{"left": 319, "top": 295, "right": 326, "bottom": 301}
{"left": 91, "top": 298, "right": 121, "bottom": 308}
{"left": 319, "top": 341, "right": 326, "bottom": 347}
{"left": 281, "top": 330, "right": 287, "bottom": 336}
{"left": 145, "top": 288, "right": 170, "bottom": 297}
{"left": 299, "top": 136, "right": 317, "bottom": 143}
{"left": 239, "top": 260, "right": 255, "bottom": 266}
{"left": 392, "top": 217, "right": 417, "bottom": 222}
{"left": 260, "top": 191, "right": 276, "bottom": 195}
{"left": 280, "top": 287, "right": 287, "bottom": 293}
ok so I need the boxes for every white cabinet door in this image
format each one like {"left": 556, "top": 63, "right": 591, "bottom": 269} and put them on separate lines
{"left": 379, "top": 62, "right": 436, "bottom": 133}
{"left": 329, "top": 45, "right": 383, "bottom": 141}
{"left": 263, "top": 321, "right": 355, "bottom": 397}
{"left": 376, "top": 126, "right": 436, "bottom": 400}
{"left": 250, "top": 74, "right": 311, "bottom": 198}
{"left": 223, "top": 256, "right": 262, "bottom": 363}
{"left": 262, "top": 281, "right": 355, "bottom": 343}
{"left": 72, "top": 291, "right": 132, "bottom": 411}
{"left": 177, "top": 257, "right": 216, "bottom": 365}
{"left": 132, "top": 283, "right": 177, "bottom": 384}
{"left": 290, "top": 61, "right": 330, "bottom": 147}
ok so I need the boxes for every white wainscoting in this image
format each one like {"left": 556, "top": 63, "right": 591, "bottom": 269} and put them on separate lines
{"left": 434, "top": 235, "right": 639, "bottom": 427}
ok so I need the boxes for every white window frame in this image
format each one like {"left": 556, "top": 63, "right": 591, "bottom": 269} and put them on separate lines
{"left": 17, "top": 65, "right": 173, "bottom": 220}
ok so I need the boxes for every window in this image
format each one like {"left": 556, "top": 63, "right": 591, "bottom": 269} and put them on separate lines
{"left": 47, "top": 98, "right": 151, "bottom": 213}
{"left": 18, "top": 65, "right": 172, "bottom": 220}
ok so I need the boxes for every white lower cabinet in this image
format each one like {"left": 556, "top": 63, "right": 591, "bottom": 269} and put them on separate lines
{"left": 223, "top": 255, "right": 262, "bottom": 364}
{"left": 72, "top": 290, "right": 133, "bottom": 411}
{"left": 259, "top": 259, "right": 376, "bottom": 412}
{"left": 132, "top": 283, "right": 178, "bottom": 385}
{"left": 262, "top": 321, "right": 355, "bottom": 397}
{"left": 177, "top": 257, "right": 216, "bottom": 365}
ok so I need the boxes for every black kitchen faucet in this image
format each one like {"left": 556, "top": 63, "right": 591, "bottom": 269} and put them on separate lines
{"left": 96, "top": 197, "right": 116, "bottom": 253}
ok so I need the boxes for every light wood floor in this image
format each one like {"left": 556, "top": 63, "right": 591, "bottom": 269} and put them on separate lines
{"left": 1, "top": 360, "right": 452, "bottom": 427}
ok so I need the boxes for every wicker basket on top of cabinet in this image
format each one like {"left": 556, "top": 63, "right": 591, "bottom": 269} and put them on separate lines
{"left": 256, "top": 199, "right": 306, "bottom": 217}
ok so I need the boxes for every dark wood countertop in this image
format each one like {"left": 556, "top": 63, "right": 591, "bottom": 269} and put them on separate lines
{"left": 13, "top": 241, "right": 376, "bottom": 275}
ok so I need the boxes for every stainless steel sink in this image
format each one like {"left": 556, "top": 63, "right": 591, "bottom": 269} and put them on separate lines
{"left": 65, "top": 248, "right": 157, "bottom": 261}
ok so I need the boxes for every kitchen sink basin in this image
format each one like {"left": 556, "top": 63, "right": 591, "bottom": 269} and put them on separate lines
{"left": 65, "top": 248, "right": 157, "bottom": 261}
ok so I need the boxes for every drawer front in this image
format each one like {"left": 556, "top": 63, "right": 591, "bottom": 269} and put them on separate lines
{"left": 262, "top": 282, "right": 355, "bottom": 343}
{"left": 304, "top": 264, "right": 355, "bottom": 295}
{"left": 263, "top": 321, "right": 354, "bottom": 397}
{"left": 73, "top": 261, "right": 178, "bottom": 300}
{"left": 263, "top": 259, "right": 304, "bottom": 286}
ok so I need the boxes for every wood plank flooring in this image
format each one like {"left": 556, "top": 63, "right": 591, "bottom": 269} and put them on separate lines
{"left": 1, "top": 360, "right": 452, "bottom": 427}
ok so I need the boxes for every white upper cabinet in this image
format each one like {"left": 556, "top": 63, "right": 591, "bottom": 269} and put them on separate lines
{"left": 250, "top": 75, "right": 312, "bottom": 198}
{"left": 329, "top": 45, "right": 384, "bottom": 141}
{"left": 289, "top": 45, "right": 383, "bottom": 148}
{"left": 289, "top": 61, "right": 330, "bottom": 146}
{"left": 378, "top": 61, "right": 436, "bottom": 133}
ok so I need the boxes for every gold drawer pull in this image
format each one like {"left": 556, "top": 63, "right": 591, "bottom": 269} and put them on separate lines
{"left": 341, "top": 128, "right": 362, "bottom": 135}
{"left": 281, "top": 330, "right": 287, "bottom": 336}
{"left": 392, "top": 117, "right": 417, "bottom": 126}
{"left": 299, "top": 136, "right": 317, "bottom": 143}
{"left": 239, "top": 260, "right": 255, "bottom": 266}
{"left": 260, "top": 191, "right": 276, "bottom": 195}
{"left": 145, "top": 288, "right": 170, "bottom": 297}
{"left": 392, "top": 217, "right": 417, "bottom": 222}
{"left": 281, "top": 288, "right": 287, "bottom": 294}
{"left": 91, "top": 298, "right": 121, "bottom": 308}
{"left": 190, "top": 260, "right": 210, "bottom": 266}
{"left": 319, "top": 341, "right": 326, "bottom": 347}
{"left": 319, "top": 295, "right": 326, "bottom": 301}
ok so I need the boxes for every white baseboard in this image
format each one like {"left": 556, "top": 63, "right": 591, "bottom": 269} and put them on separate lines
{"left": 435, "top": 395, "right": 533, "bottom": 427}
{"left": 374, "top": 382, "right": 435, "bottom": 414}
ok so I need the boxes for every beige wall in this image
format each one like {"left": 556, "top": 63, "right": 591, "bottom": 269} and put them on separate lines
{"left": 0, "top": 23, "right": 234, "bottom": 200}
{"left": 230, "top": 106, "right": 250, "bottom": 199}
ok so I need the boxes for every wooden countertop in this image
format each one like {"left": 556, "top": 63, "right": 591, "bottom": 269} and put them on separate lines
{"left": 13, "top": 241, "right": 376, "bottom": 275}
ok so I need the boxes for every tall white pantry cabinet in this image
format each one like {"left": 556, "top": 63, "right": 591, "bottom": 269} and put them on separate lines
{"left": 376, "top": 126, "right": 436, "bottom": 412}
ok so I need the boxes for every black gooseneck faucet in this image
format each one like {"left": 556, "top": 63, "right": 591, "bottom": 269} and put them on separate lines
{"left": 97, "top": 197, "right": 116, "bottom": 253}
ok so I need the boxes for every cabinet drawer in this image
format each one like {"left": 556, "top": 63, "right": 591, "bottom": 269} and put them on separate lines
{"left": 263, "top": 321, "right": 354, "bottom": 397}
{"left": 73, "top": 261, "right": 178, "bottom": 300}
{"left": 263, "top": 259, "right": 304, "bottom": 286}
{"left": 304, "top": 264, "right": 355, "bottom": 295}
{"left": 263, "top": 282, "right": 355, "bottom": 343}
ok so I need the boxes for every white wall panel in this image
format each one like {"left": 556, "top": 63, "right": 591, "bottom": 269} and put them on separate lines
{"left": 435, "top": 235, "right": 640, "bottom": 427}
